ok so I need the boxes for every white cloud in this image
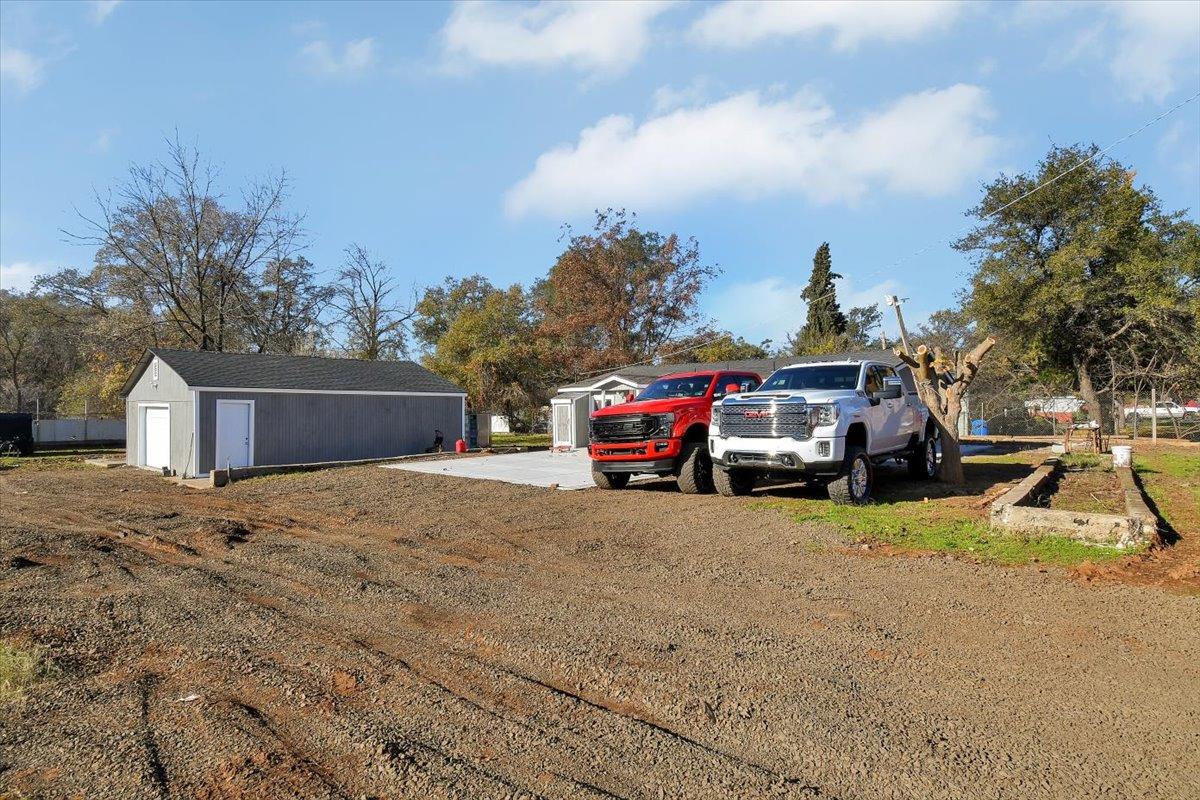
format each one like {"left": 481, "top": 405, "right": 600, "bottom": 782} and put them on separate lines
{"left": 441, "top": 1, "right": 675, "bottom": 74}
{"left": 90, "top": 1, "right": 122, "bottom": 25}
{"left": 0, "top": 45, "right": 45, "bottom": 93}
{"left": 300, "top": 37, "right": 376, "bottom": 78}
{"left": 506, "top": 84, "right": 999, "bottom": 218}
{"left": 651, "top": 77, "right": 713, "bottom": 114}
{"left": 690, "top": 0, "right": 963, "bottom": 50}
{"left": 0, "top": 262, "right": 57, "bottom": 293}
{"left": 707, "top": 274, "right": 904, "bottom": 345}
{"left": 91, "top": 127, "right": 118, "bottom": 153}
{"left": 291, "top": 19, "right": 325, "bottom": 37}
{"left": 1019, "top": 1, "right": 1199, "bottom": 103}
{"left": 1107, "top": 1, "right": 1200, "bottom": 103}
{"left": 1157, "top": 119, "right": 1200, "bottom": 183}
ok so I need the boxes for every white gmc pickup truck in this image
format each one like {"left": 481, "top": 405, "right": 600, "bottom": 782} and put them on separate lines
{"left": 708, "top": 356, "right": 938, "bottom": 504}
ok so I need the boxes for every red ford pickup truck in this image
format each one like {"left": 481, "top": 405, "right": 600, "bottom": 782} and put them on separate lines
{"left": 588, "top": 370, "right": 762, "bottom": 493}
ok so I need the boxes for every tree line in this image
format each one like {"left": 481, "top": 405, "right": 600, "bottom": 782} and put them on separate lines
{"left": 2, "top": 140, "right": 1197, "bottom": 434}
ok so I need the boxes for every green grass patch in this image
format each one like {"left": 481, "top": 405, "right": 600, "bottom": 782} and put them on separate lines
{"left": 753, "top": 496, "right": 1130, "bottom": 566}
{"left": 491, "top": 432, "right": 551, "bottom": 448}
{"left": 1060, "top": 452, "right": 1105, "bottom": 470}
{"left": 0, "top": 641, "right": 58, "bottom": 703}
{"left": 1133, "top": 450, "right": 1200, "bottom": 535}
{"left": 0, "top": 448, "right": 123, "bottom": 472}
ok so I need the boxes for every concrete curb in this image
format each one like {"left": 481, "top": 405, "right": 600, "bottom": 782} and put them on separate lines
{"left": 989, "top": 457, "right": 1159, "bottom": 549}
{"left": 210, "top": 451, "right": 473, "bottom": 487}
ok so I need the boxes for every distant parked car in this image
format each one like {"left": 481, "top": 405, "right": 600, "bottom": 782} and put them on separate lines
{"left": 1123, "top": 401, "right": 1188, "bottom": 420}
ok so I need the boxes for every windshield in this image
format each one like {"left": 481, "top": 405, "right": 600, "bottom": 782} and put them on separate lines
{"left": 636, "top": 375, "right": 714, "bottom": 400}
{"left": 760, "top": 365, "right": 860, "bottom": 392}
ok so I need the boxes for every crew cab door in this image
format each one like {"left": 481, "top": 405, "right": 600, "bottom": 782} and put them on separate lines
{"left": 865, "top": 365, "right": 907, "bottom": 451}
{"left": 861, "top": 365, "right": 889, "bottom": 454}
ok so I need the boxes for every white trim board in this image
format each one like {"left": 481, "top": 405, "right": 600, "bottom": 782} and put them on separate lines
{"left": 190, "top": 389, "right": 199, "bottom": 479}
{"left": 558, "top": 376, "right": 643, "bottom": 393}
{"left": 190, "top": 386, "right": 466, "bottom": 397}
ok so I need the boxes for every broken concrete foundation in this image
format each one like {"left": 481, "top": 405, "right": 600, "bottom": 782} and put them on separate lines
{"left": 989, "top": 457, "right": 1158, "bottom": 549}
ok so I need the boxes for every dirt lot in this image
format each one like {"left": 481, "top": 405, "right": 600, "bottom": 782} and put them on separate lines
{"left": 2, "top": 449, "right": 1199, "bottom": 799}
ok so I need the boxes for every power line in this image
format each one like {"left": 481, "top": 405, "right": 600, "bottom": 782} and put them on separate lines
{"left": 574, "top": 89, "right": 1200, "bottom": 382}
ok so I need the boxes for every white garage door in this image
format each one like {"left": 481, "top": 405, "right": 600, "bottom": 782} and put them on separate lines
{"left": 143, "top": 406, "right": 170, "bottom": 469}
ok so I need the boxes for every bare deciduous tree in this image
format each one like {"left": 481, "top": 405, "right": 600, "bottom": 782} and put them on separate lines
{"left": 69, "top": 136, "right": 302, "bottom": 352}
{"left": 333, "top": 244, "right": 414, "bottom": 360}
{"left": 239, "top": 255, "right": 333, "bottom": 354}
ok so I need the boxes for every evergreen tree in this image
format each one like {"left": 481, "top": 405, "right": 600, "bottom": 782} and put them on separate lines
{"left": 788, "top": 243, "right": 850, "bottom": 354}
{"left": 801, "top": 243, "right": 847, "bottom": 337}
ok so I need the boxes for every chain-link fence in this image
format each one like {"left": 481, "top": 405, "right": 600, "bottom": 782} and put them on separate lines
{"left": 961, "top": 390, "right": 1200, "bottom": 441}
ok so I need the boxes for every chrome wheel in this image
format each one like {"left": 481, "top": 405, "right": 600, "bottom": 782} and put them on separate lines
{"left": 925, "top": 438, "right": 938, "bottom": 476}
{"left": 850, "top": 456, "right": 869, "bottom": 499}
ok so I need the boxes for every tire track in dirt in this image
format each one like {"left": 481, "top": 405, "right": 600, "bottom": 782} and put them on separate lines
{"left": 36, "top": 514, "right": 647, "bottom": 796}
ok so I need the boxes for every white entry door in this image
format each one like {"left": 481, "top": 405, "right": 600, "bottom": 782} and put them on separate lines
{"left": 215, "top": 400, "right": 253, "bottom": 470}
{"left": 143, "top": 406, "right": 170, "bottom": 469}
{"left": 552, "top": 403, "right": 572, "bottom": 448}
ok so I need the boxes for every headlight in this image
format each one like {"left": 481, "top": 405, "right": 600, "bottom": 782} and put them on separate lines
{"left": 653, "top": 412, "right": 675, "bottom": 437}
{"left": 809, "top": 404, "right": 839, "bottom": 427}
{"left": 709, "top": 404, "right": 721, "bottom": 433}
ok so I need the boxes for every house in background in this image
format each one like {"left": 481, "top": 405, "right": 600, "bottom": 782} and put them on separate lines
{"left": 1024, "top": 396, "right": 1085, "bottom": 425}
{"left": 121, "top": 349, "right": 467, "bottom": 477}
{"left": 549, "top": 355, "right": 817, "bottom": 449}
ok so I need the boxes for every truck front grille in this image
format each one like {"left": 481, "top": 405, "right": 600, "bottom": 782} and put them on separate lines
{"left": 719, "top": 402, "right": 810, "bottom": 439}
{"left": 589, "top": 414, "right": 666, "bottom": 443}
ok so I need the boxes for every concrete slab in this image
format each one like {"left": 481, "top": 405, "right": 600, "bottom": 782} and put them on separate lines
{"left": 383, "top": 448, "right": 615, "bottom": 490}
{"left": 384, "top": 443, "right": 1002, "bottom": 491}
{"left": 84, "top": 458, "right": 124, "bottom": 469}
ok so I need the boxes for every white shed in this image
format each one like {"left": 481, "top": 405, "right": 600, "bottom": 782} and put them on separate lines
{"left": 550, "top": 392, "right": 591, "bottom": 449}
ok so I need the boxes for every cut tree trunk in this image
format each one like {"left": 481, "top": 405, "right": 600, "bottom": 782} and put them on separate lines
{"left": 896, "top": 337, "right": 995, "bottom": 486}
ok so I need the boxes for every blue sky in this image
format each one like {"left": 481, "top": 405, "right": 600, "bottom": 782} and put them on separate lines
{"left": 2, "top": 0, "right": 1198, "bottom": 346}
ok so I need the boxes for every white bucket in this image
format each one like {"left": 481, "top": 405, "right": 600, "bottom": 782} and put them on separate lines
{"left": 1112, "top": 445, "right": 1132, "bottom": 468}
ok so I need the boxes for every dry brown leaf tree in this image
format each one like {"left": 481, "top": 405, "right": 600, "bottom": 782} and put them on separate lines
{"left": 895, "top": 336, "right": 996, "bottom": 484}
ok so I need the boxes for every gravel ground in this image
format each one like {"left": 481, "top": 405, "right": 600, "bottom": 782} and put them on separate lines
{"left": 1, "top": 460, "right": 1198, "bottom": 799}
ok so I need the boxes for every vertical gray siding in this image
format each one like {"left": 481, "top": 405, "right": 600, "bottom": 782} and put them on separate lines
{"left": 196, "top": 391, "right": 464, "bottom": 473}
{"left": 124, "top": 357, "right": 194, "bottom": 476}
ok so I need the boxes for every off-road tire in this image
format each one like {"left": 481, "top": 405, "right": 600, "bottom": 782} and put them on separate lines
{"left": 592, "top": 466, "right": 630, "bottom": 490}
{"left": 676, "top": 441, "right": 715, "bottom": 494}
{"left": 713, "top": 467, "right": 756, "bottom": 497}
{"left": 828, "top": 446, "right": 872, "bottom": 505}
{"left": 907, "top": 435, "right": 938, "bottom": 480}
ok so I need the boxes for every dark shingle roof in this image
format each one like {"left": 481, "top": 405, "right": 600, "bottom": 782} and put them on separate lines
{"left": 121, "top": 349, "right": 465, "bottom": 396}
{"left": 566, "top": 349, "right": 903, "bottom": 390}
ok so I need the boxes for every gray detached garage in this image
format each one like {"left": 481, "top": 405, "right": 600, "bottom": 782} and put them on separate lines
{"left": 121, "top": 349, "right": 467, "bottom": 477}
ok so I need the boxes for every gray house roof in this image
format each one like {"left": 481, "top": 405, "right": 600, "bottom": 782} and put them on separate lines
{"left": 560, "top": 349, "right": 904, "bottom": 393}
{"left": 121, "top": 349, "right": 466, "bottom": 397}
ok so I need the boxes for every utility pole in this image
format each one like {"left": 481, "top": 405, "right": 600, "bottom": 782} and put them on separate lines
{"left": 884, "top": 295, "right": 913, "bottom": 355}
